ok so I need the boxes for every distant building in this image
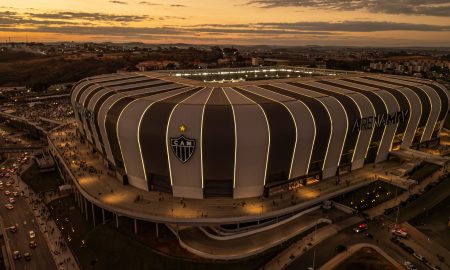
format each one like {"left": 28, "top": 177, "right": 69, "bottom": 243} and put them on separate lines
{"left": 136, "top": 60, "right": 180, "bottom": 71}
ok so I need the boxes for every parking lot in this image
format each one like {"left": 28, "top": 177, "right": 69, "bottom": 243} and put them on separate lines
{"left": 334, "top": 180, "right": 404, "bottom": 212}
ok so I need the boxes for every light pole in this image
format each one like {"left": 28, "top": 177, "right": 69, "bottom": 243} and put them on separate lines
{"left": 312, "top": 219, "right": 319, "bottom": 270}
{"left": 312, "top": 249, "right": 316, "bottom": 270}
{"left": 394, "top": 186, "right": 400, "bottom": 227}
{"left": 314, "top": 220, "right": 318, "bottom": 242}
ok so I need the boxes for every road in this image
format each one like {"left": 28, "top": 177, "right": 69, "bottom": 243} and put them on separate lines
{"left": 0, "top": 177, "right": 57, "bottom": 270}
{"left": 286, "top": 221, "right": 429, "bottom": 270}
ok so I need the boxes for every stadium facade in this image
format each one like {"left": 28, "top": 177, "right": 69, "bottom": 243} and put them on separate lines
{"left": 70, "top": 67, "right": 449, "bottom": 199}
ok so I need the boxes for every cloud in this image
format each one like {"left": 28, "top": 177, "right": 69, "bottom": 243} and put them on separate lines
{"left": 2, "top": 10, "right": 448, "bottom": 34}
{"left": 109, "top": 0, "right": 128, "bottom": 4}
{"left": 159, "top": 16, "right": 187, "bottom": 20}
{"left": 191, "top": 27, "right": 334, "bottom": 35}
{"left": 1, "top": 20, "right": 448, "bottom": 40}
{"left": 247, "top": 0, "right": 450, "bottom": 17}
{"left": 195, "top": 21, "right": 450, "bottom": 32}
{"left": 0, "top": 25, "right": 187, "bottom": 37}
{"left": 137, "top": 1, "right": 161, "bottom": 5}
{"left": 0, "top": 11, "right": 80, "bottom": 26}
{"left": 256, "top": 21, "right": 450, "bottom": 32}
{"left": 28, "top": 11, "right": 153, "bottom": 22}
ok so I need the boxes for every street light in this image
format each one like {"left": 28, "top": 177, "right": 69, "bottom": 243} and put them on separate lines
{"left": 312, "top": 249, "right": 316, "bottom": 270}
{"left": 394, "top": 186, "right": 400, "bottom": 227}
{"left": 311, "top": 219, "right": 319, "bottom": 270}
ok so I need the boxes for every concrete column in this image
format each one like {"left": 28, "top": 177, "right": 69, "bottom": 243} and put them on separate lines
{"left": 115, "top": 214, "right": 119, "bottom": 228}
{"left": 155, "top": 223, "right": 159, "bottom": 238}
{"left": 78, "top": 193, "right": 83, "bottom": 211}
{"left": 74, "top": 191, "right": 78, "bottom": 204}
{"left": 134, "top": 219, "right": 138, "bottom": 234}
{"left": 102, "top": 208, "right": 105, "bottom": 224}
{"left": 84, "top": 198, "right": 88, "bottom": 221}
{"left": 91, "top": 203, "right": 96, "bottom": 227}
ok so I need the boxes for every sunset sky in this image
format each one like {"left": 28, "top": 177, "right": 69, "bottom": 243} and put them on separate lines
{"left": 1, "top": 0, "right": 449, "bottom": 46}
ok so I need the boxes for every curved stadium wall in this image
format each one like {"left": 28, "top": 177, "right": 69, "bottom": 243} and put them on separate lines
{"left": 70, "top": 69, "right": 449, "bottom": 199}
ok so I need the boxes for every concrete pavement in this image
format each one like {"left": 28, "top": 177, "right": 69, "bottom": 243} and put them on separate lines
{"left": 401, "top": 222, "right": 450, "bottom": 269}
{"left": 263, "top": 215, "right": 363, "bottom": 270}
{"left": 48, "top": 123, "right": 404, "bottom": 224}
{"left": 285, "top": 223, "right": 429, "bottom": 270}
{"left": 0, "top": 178, "right": 57, "bottom": 270}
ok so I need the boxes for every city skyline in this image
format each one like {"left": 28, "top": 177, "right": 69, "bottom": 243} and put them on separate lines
{"left": 1, "top": 0, "right": 450, "bottom": 46}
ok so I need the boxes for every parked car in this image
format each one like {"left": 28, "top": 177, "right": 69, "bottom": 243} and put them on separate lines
{"left": 413, "top": 253, "right": 426, "bottom": 262}
{"left": 9, "top": 225, "right": 17, "bottom": 233}
{"left": 23, "top": 252, "right": 31, "bottom": 261}
{"left": 335, "top": 244, "right": 347, "bottom": 252}
{"left": 404, "top": 261, "right": 418, "bottom": 270}
{"left": 401, "top": 244, "right": 414, "bottom": 254}
{"left": 28, "top": 230, "right": 35, "bottom": 239}
{"left": 4, "top": 190, "right": 10, "bottom": 196}
{"left": 4, "top": 203, "right": 14, "bottom": 210}
{"left": 392, "top": 228, "right": 408, "bottom": 238}
{"left": 425, "top": 262, "right": 441, "bottom": 270}
{"left": 29, "top": 241, "right": 37, "bottom": 249}
{"left": 13, "top": 251, "right": 21, "bottom": 260}
{"left": 390, "top": 237, "right": 400, "bottom": 244}
{"left": 353, "top": 223, "right": 368, "bottom": 233}
{"left": 9, "top": 197, "right": 15, "bottom": 204}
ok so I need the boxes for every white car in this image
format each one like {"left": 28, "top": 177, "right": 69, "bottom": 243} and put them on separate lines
{"left": 392, "top": 228, "right": 408, "bottom": 238}
{"left": 404, "top": 261, "right": 418, "bottom": 270}
{"left": 13, "top": 250, "right": 21, "bottom": 260}
{"left": 28, "top": 230, "right": 35, "bottom": 239}
{"left": 4, "top": 190, "right": 10, "bottom": 196}
{"left": 4, "top": 203, "right": 14, "bottom": 210}
{"left": 413, "top": 253, "right": 426, "bottom": 262}
{"left": 8, "top": 197, "right": 15, "bottom": 204}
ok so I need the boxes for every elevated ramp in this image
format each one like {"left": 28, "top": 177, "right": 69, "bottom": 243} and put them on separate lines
{"left": 176, "top": 208, "right": 348, "bottom": 260}
{"left": 390, "top": 148, "right": 449, "bottom": 166}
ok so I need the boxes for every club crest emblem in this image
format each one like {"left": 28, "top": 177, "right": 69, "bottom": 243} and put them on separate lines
{"left": 170, "top": 135, "right": 196, "bottom": 163}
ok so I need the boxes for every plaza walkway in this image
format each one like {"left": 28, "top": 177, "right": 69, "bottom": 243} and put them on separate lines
{"left": 47, "top": 123, "right": 405, "bottom": 224}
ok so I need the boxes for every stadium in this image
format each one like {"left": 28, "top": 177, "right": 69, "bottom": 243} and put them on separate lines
{"left": 70, "top": 67, "right": 449, "bottom": 200}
